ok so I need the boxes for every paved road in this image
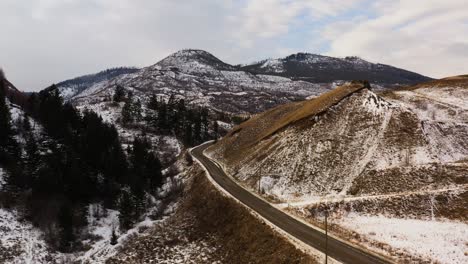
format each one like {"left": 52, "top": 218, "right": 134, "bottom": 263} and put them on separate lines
{"left": 191, "top": 142, "right": 391, "bottom": 264}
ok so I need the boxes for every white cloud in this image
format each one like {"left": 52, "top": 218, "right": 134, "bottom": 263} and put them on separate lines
{"left": 230, "top": 0, "right": 363, "bottom": 47}
{"left": 0, "top": 0, "right": 465, "bottom": 90}
{"left": 324, "top": 0, "right": 468, "bottom": 78}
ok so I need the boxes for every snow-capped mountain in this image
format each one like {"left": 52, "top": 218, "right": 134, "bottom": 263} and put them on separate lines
{"left": 56, "top": 49, "right": 330, "bottom": 114}
{"left": 54, "top": 49, "right": 431, "bottom": 115}
{"left": 241, "top": 53, "right": 432, "bottom": 85}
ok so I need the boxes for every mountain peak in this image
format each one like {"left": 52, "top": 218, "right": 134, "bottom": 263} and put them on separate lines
{"left": 156, "top": 49, "right": 236, "bottom": 71}
{"left": 284, "top": 52, "right": 328, "bottom": 61}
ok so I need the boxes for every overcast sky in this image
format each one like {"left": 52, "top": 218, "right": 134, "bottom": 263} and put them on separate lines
{"left": 1, "top": 0, "right": 467, "bottom": 91}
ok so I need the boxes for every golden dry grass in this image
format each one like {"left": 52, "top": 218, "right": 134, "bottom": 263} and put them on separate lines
{"left": 404, "top": 74, "right": 468, "bottom": 90}
{"left": 218, "top": 81, "right": 368, "bottom": 157}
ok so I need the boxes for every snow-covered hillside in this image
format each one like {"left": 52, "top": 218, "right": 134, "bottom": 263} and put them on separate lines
{"left": 206, "top": 77, "right": 468, "bottom": 263}
{"left": 51, "top": 49, "right": 431, "bottom": 116}
{"left": 59, "top": 50, "right": 329, "bottom": 115}
{"left": 56, "top": 67, "right": 139, "bottom": 100}
{"left": 208, "top": 80, "right": 468, "bottom": 201}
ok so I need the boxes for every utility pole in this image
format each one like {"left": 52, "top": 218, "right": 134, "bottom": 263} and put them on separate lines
{"left": 325, "top": 206, "right": 328, "bottom": 264}
{"left": 258, "top": 177, "right": 261, "bottom": 193}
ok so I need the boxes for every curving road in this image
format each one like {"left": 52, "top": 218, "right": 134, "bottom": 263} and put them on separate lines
{"left": 191, "top": 142, "right": 391, "bottom": 264}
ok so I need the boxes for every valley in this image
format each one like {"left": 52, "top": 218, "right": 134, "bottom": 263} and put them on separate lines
{"left": 0, "top": 50, "right": 466, "bottom": 264}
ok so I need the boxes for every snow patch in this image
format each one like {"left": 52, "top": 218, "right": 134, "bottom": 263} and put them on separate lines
{"left": 335, "top": 213, "right": 468, "bottom": 264}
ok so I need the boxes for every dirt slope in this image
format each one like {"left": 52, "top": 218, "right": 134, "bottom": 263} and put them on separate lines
{"left": 107, "top": 165, "right": 315, "bottom": 264}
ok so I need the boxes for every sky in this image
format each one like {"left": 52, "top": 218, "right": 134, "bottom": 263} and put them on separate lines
{"left": 0, "top": 0, "right": 467, "bottom": 91}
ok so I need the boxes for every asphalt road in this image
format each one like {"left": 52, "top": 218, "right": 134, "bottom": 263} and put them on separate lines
{"left": 191, "top": 142, "right": 391, "bottom": 264}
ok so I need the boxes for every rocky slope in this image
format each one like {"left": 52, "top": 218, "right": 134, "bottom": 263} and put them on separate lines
{"left": 242, "top": 53, "right": 432, "bottom": 85}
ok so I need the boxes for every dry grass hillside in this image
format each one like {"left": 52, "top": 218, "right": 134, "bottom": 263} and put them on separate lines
{"left": 107, "top": 165, "right": 315, "bottom": 264}
{"left": 205, "top": 78, "right": 468, "bottom": 263}
{"left": 219, "top": 80, "right": 369, "bottom": 158}
{"left": 207, "top": 79, "right": 468, "bottom": 202}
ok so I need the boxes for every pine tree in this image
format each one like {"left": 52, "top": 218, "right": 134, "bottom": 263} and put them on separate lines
{"left": 23, "top": 132, "right": 39, "bottom": 188}
{"left": 0, "top": 71, "right": 12, "bottom": 150}
{"left": 183, "top": 123, "right": 193, "bottom": 146}
{"left": 158, "top": 101, "right": 167, "bottom": 130}
{"left": 58, "top": 203, "right": 74, "bottom": 252}
{"left": 113, "top": 85, "right": 126, "bottom": 102}
{"left": 22, "top": 114, "right": 32, "bottom": 133}
{"left": 145, "top": 152, "right": 163, "bottom": 191}
{"left": 121, "top": 100, "right": 133, "bottom": 124}
{"left": 147, "top": 94, "right": 158, "bottom": 110}
{"left": 110, "top": 226, "right": 118, "bottom": 245}
{"left": 133, "top": 99, "right": 142, "bottom": 122}
{"left": 118, "top": 190, "right": 135, "bottom": 231}
{"left": 213, "top": 120, "right": 219, "bottom": 140}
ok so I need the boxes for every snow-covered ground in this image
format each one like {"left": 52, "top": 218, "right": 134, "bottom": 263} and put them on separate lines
{"left": 0, "top": 167, "right": 4, "bottom": 190}
{"left": 335, "top": 213, "right": 468, "bottom": 264}
{"left": 0, "top": 209, "right": 57, "bottom": 263}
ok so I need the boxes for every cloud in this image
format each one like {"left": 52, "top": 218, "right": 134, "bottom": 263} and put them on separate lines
{"left": 324, "top": 0, "right": 468, "bottom": 78}
{"left": 0, "top": 0, "right": 238, "bottom": 90}
{"left": 230, "top": 0, "right": 363, "bottom": 48}
{"left": 0, "top": 0, "right": 465, "bottom": 90}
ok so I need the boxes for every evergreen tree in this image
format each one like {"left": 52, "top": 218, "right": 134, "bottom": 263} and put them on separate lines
{"left": 0, "top": 72, "right": 12, "bottom": 150}
{"left": 113, "top": 85, "right": 126, "bottom": 102}
{"left": 0, "top": 70, "right": 22, "bottom": 190}
{"left": 22, "top": 114, "right": 32, "bottom": 132}
{"left": 147, "top": 94, "right": 158, "bottom": 110}
{"left": 212, "top": 120, "right": 219, "bottom": 140}
{"left": 121, "top": 100, "right": 133, "bottom": 125}
{"left": 110, "top": 226, "right": 118, "bottom": 245}
{"left": 23, "top": 131, "right": 39, "bottom": 188}
{"left": 134, "top": 99, "right": 142, "bottom": 122}
{"left": 158, "top": 101, "right": 167, "bottom": 129}
{"left": 118, "top": 190, "right": 135, "bottom": 231}
{"left": 183, "top": 123, "right": 193, "bottom": 146}
{"left": 58, "top": 203, "right": 74, "bottom": 252}
{"left": 145, "top": 152, "right": 163, "bottom": 191}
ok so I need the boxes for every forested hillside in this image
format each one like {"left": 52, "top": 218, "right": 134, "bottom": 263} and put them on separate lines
{"left": 0, "top": 71, "right": 171, "bottom": 255}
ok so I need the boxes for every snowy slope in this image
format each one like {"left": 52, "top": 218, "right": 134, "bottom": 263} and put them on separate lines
{"left": 206, "top": 78, "right": 467, "bottom": 263}
{"left": 208, "top": 80, "right": 468, "bottom": 202}
{"left": 0, "top": 167, "right": 4, "bottom": 190}
{"left": 55, "top": 67, "right": 139, "bottom": 100}
{"left": 63, "top": 50, "right": 330, "bottom": 115}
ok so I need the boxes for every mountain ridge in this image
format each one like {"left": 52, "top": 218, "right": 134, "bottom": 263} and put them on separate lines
{"left": 53, "top": 49, "right": 432, "bottom": 115}
{"left": 241, "top": 52, "right": 432, "bottom": 85}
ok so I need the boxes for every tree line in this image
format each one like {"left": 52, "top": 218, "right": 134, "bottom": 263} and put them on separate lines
{"left": 114, "top": 85, "right": 219, "bottom": 147}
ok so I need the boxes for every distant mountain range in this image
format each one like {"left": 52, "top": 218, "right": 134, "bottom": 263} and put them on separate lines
{"left": 241, "top": 53, "right": 431, "bottom": 84}
{"left": 53, "top": 49, "right": 432, "bottom": 114}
